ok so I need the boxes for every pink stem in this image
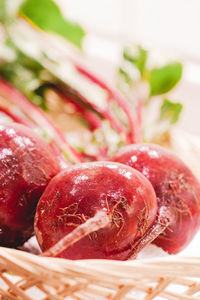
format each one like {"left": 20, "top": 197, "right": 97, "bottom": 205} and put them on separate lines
{"left": 41, "top": 210, "right": 110, "bottom": 257}
{"left": 74, "top": 64, "right": 141, "bottom": 143}
{"left": 0, "top": 105, "right": 31, "bottom": 127}
{"left": 58, "top": 91, "right": 102, "bottom": 131}
{"left": 58, "top": 91, "right": 111, "bottom": 161}
{"left": 136, "top": 100, "right": 142, "bottom": 127}
{"left": 0, "top": 104, "right": 69, "bottom": 168}
{"left": 98, "top": 146, "right": 109, "bottom": 160}
{"left": 67, "top": 86, "right": 130, "bottom": 142}
{"left": 0, "top": 78, "right": 83, "bottom": 164}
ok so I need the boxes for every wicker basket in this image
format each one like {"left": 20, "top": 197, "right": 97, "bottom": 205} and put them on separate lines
{"left": 1, "top": 129, "right": 200, "bottom": 300}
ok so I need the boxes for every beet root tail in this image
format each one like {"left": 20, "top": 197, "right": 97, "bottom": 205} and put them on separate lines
{"left": 41, "top": 211, "right": 110, "bottom": 257}
{"left": 125, "top": 207, "right": 172, "bottom": 260}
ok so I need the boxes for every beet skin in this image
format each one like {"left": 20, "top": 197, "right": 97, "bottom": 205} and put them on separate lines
{"left": 111, "top": 143, "right": 200, "bottom": 254}
{"left": 35, "top": 161, "right": 157, "bottom": 260}
{"left": 0, "top": 123, "right": 60, "bottom": 247}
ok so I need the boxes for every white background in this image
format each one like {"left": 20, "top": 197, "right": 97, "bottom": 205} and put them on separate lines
{"left": 59, "top": 0, "right": 200, "bottom": 61}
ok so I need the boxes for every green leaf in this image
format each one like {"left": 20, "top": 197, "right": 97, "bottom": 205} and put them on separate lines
{"left": 0, "top": 43, "right": 48, "bottom": 110}
{"left": 119, "top": 66, "right": 132, "bottom": 84}
{"left": 149, "top": 62, "right": 182, "bottom": 96}
{"left": 123, "top": 45, "right": 148, "bottom": 76}
{"left": 160, "top": 98, "right": 183, "bottom": 124}
{"left": 19, "top": 0, "right": 85, "bottom": 49}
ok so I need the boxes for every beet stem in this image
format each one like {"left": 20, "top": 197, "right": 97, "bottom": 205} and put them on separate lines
{"left": 0, "top": 104, "right": 68, "bottom": 168}
{"left": 0, "top": 77, "right": 83, "bottom": 164}
{"left": 74, "top": 64, "right": 141, "bottom": 143}
{"left": 41, "top": 211, "right": 110, "bottom": 257}
{"left": 64, "top": 85, "right": 129, "bottom": 141}
{"left": 16, "top": 22, "right": 141, "bottom": 143}
{"left": 125, "top": 206, "right": 172, "bottom": 260}
{"left": 58, "top": 91, "right": 102, "bottom": 131}
{"left": 0, "top": 105, "right": 31, "bottom": 127}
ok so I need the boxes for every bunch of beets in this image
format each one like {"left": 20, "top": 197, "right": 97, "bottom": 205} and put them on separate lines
{"left": 0, "top": 66, "right": 200, "bottom": 261}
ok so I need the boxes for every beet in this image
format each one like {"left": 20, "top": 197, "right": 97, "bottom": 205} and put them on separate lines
{"left": 34, "top": 161, "right": 157, "bottom": 260}
{"left": 111, "top": 143, "right": 200, "bottom": 255}
{"left": 0, "top": 123, "right": 60, "bottom": 247}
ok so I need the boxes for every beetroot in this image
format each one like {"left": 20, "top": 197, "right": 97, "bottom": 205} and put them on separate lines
{"left": 34, "top": 161, "right": 157, "bottom": 260}
{"left": 0, "top": 123, "right": 60, "bottom": 247}
{"left": 111, "top": 143, "right": 200, "bottom": 255}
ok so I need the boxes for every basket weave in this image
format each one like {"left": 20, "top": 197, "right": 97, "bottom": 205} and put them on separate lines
{"left": 1, "top": 129, "right": 200, "bottom": 300}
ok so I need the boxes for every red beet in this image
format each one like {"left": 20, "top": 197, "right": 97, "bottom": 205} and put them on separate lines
{"left": 111, "top": 143, "right": 200, "bottom": 255}
{"left": 0, "top": 123, "right": 60, "bottom": 247}
{"left": 34, "top": 161, "right": 157, "bottom": 260}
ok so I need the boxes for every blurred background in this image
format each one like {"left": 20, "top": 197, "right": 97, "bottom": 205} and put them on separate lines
{"left": 1, "top": 0, "right": 200, "bottom": 136}
{"left": 59, "top": 0, "right": 200, "bottom": 135}
{"left": 60, "top": 0, "right": 200, "bottom": 61}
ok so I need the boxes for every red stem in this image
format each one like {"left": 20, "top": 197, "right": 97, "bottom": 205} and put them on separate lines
{"left": 74, "top": 63, "right": 141, "bottom": 143}
{"left": 0, "top": 78, "right": 84, "bottom": 164}
{"left": 66, "top": 86, "right": 130, "bottom": 142}
{"left": 58, "top": 91, "right": 111, "bottom": 161}
{"left": 81, "top": 152, "right": 99, "bottom": 161}
{"left": 58, "top": 91, "right": 102, "bottom": 131}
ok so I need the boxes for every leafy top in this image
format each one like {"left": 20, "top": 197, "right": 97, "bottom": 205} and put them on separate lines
{"left": 19, "top": 0, "right": 86, "bottom": 49}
